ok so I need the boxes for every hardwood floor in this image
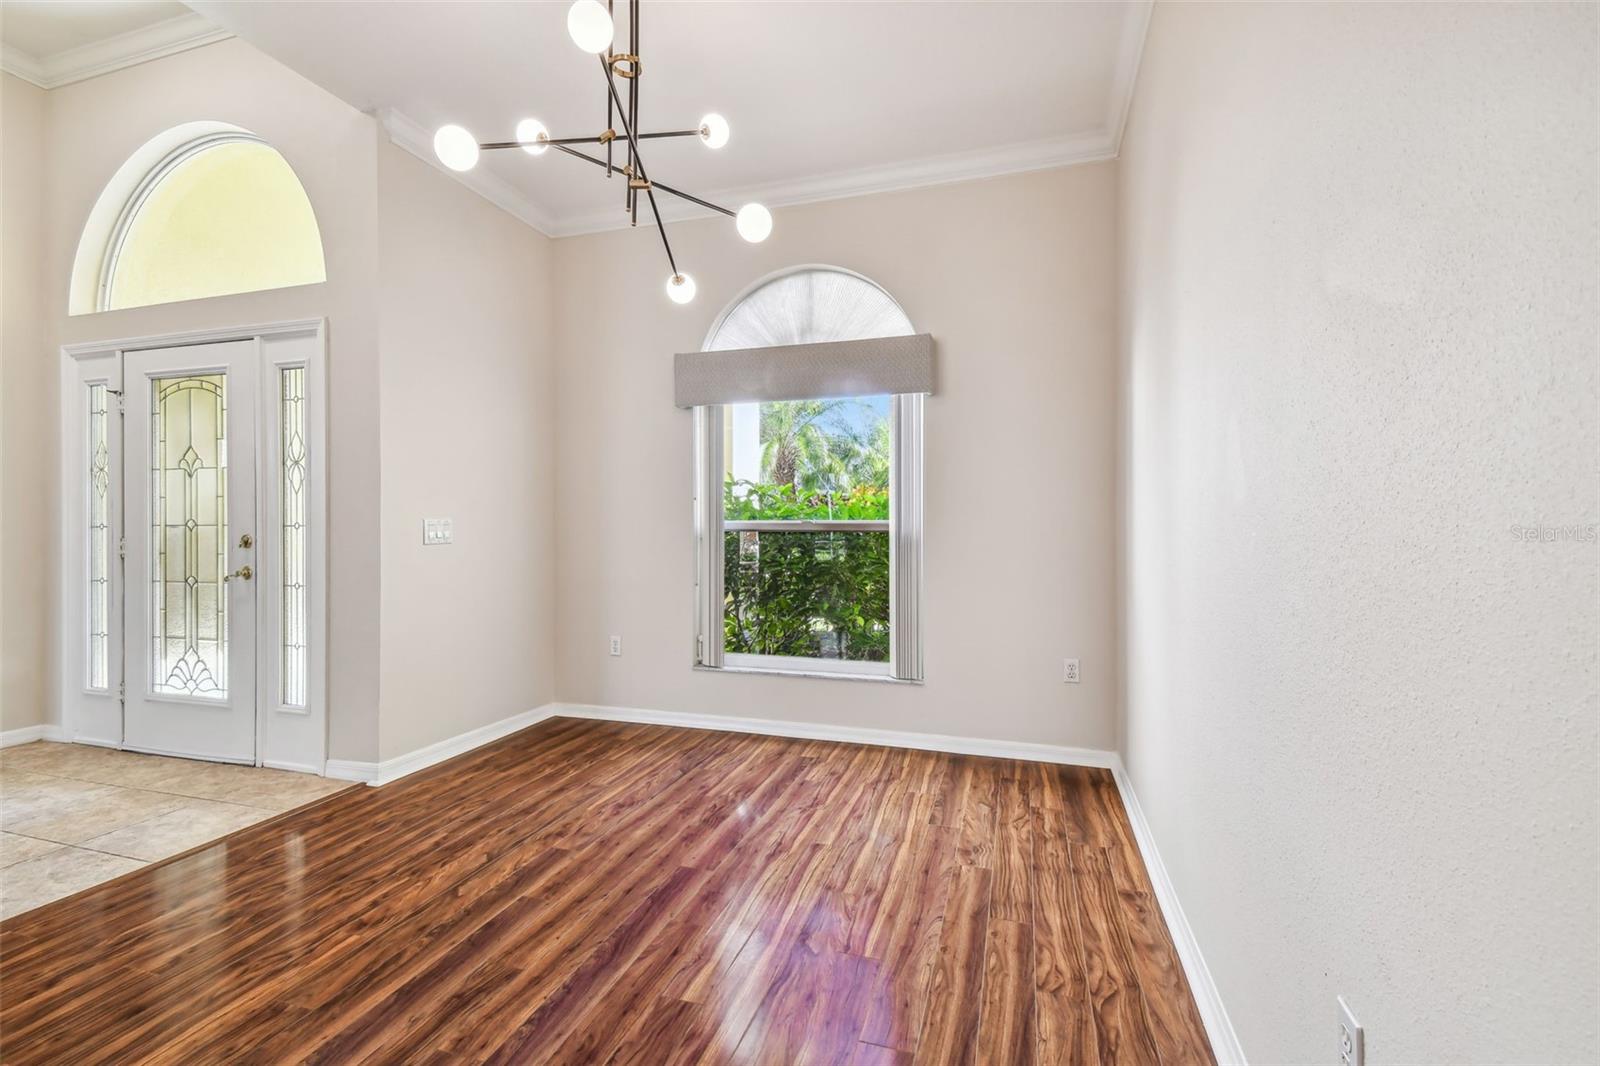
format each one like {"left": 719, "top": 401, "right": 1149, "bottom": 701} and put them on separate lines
{"left": 0, "top": 717, "right": 1214, "bottom": 1065}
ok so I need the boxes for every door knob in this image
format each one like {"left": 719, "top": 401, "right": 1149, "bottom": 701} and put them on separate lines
{"left": 224, "top": 564, "right": 253, "bottom": 583}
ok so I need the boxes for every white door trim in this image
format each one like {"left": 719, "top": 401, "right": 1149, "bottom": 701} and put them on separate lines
{"left": 58, "top": 318, "right": 329, "bottom": 774}
{"left": 56, "top": 347, "right": 123, "bottom": 747}
{"left": 123, "top": 340, "right": 259, "bottom": 763}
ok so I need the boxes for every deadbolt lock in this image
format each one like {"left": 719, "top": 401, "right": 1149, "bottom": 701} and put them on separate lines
{"left": 239, "top": 533, "right": 253, "bottom": 549}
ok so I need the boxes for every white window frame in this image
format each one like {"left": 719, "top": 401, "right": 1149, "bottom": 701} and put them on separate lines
{"left": 691, "top": 270, "right": 925, "bottom": 683}
{"left": 97, "top": 132, "right": 267, "bottom": 313}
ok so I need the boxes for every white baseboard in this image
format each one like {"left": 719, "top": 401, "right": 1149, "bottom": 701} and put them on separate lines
{"left": 66, "top": 733, "right": 120, "bottom": 749}
{"left": 326, "top": 704, "right": 564, "bottom": 786}
{"left": 1110, "top": 757, "right": 1246, "bottom": 1065}
{"left": 552, "top": 702, "right": 1119, "bottom": 768}
{"left": 262, "top": 758, "right": 324, "bottom": 776}
{"left": 1, "top": 723, "right": 69, "bottom": 748}
{"left": 319, "top": 697, "right": 1237, "bottom": 1064}
{"left": 322, "top": 757, "right": 380, "bottom": 784}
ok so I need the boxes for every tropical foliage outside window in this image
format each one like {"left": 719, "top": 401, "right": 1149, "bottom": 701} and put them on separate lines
{"left": 723, "top": 396, "right": 892, "bottom": 662}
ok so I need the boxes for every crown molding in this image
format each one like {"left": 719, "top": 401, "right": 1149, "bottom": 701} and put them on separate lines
{"left": 0, "top": 13, "right": 231, "bottom": 90}
{"left": 377, "top": 107, "right": 560, "bottom": 236}
{"left": 1109, "top": 0, "right": 1154, "bottom": 154}
{"left": 0, "top": 44, "right": 45, "bottom": 87}
{"left": 547, "top": 128, "right": 1118, "bottom": 237}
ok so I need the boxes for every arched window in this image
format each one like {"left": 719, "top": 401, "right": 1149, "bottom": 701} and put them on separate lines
{"left": 687, "top": 266, "right": 931, "bottom": 681}
{"left": 70, "top": 123, "right": 326, "bottom": 315}
{"left": 706, "top": 267, "right": 915, "bottom": 351}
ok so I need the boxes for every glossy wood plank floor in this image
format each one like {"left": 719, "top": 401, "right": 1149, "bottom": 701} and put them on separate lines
{"left": 0, "top": 718, "right": 1214, "bottom": 1065}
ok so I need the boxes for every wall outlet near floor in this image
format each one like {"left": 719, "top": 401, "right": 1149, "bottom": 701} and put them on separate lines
{"left": 422, "top": 517, "right": 453, "bottom": 545}
{"left": 608, "top": 635, "right": 622, "bottom": 657}
{"left": 1063, "top": 658, "right": 1080, "bottom": 684}
{"left": 1338, "top": 996, "right": 1364, "bottom": 1066}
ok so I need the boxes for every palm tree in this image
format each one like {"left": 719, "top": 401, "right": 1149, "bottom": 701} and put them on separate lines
{"left": 843, "top": 419, "right": 891, "bottom": 489}
{"left": 760, "top": 399, "right": 845, "bottom": 489}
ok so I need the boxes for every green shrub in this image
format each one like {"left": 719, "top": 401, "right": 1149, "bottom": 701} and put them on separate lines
{"left": 723, "top": 478, "right": 889, "bottom": 521}
{"left": 723, "top": 478, "right": 890, "bottom": 661}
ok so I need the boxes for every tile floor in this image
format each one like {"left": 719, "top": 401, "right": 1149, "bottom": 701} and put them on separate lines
{"left": 0, "top": 742, "right": 350, "bottom": 919}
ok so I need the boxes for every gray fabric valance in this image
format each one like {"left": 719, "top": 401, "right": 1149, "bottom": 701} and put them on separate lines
{"left": 674, "top": 333, "right": 936, "bottom": 408}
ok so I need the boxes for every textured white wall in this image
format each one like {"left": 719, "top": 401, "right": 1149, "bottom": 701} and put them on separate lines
{"left": 553, "top": 165, "right": 1119, "bottom": 750}
{"left": 1117, "top": 3, "right": 1598, "bottom": 1063}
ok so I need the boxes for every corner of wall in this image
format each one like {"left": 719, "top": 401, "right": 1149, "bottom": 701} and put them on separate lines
{"left": 1, "top": 72, "right": 54, "bottom": 734}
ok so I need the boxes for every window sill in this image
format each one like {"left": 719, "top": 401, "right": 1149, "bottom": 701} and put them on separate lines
{"left": 694, "top": 664, "right": 921, "bottom": 685}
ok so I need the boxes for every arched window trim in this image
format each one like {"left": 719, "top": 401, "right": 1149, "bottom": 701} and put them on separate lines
{"left": 96, "top": 132, "right": 268, "bottom": 312}
{"left": 700, "top": 263, "right": 914, "bottom": 352}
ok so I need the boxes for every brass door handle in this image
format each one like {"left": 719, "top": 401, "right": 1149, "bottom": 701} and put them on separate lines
{"left": 224, "top": 565, "right": 253, "bottom": 583}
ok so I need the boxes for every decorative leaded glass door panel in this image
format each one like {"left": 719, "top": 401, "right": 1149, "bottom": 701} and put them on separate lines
{"left": 123, "top": 341, "right": 257, "bottom": 763}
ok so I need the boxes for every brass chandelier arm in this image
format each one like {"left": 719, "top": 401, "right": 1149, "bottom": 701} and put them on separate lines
{"left": 551, "top": 144, "right": 736, "bottom": 219}
{"left": 650, "top": 178, "right": 737, "bottom": 219}
{"left": 601, "top": 56, "right": 649, "bottom": 181}
{"left": 641, "top": 185, "right": 675, "bottom": 273}
{"left": 605, "top": 0, "right": 615, "bottom": 176}
{"left": 634, "top": 0, "right": 643, "bottom": 218}
{"left": 553, "top": 136, "right": 678, "bottom": 278}
{"left": 479, "top": 136, "right": 600, "bottom": 150}
{"left": 477, "top": 128, "right": 702, "bottom": 152}
{"left": 602, "top": 52, "right": 651, "bottom": 230}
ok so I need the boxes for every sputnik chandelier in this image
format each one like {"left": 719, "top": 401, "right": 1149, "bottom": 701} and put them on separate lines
{"left": 432, "top": 0, "right": 771, "bottom": 306}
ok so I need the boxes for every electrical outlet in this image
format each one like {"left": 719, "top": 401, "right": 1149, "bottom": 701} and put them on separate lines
{"left": 422, "top": 518, "right": 453, "bottom": 545}
{"left": 608, "top": 635, "right": 622, "bottom": 657}
{"left": 1063, "top": 658, "right": 1080, "bottom": 684}
{"left": 1338, "top": 997, "right": 1363, "bottom": 1066}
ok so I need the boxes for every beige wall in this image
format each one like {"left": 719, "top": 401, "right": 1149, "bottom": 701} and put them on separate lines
{"left": 1117, "top": 3, "right": 1598, "bottom": 1062}
{"left": 552, "top": 164, "right": 1118, "bottom": 750}
{"left": 375, "top": 141, "right": 556, "bottom": 760}
{"left": 1, "top": 73, "right": 49, "bottom": 732}
{"left": 26, "top": 40, "right": 384, "bottom": 761}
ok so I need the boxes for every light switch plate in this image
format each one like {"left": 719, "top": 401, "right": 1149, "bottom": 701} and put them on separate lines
{"left": 423, "top": 518, "right": 453, "bottom": 545}
{"left": 1338, "top": 996, "right": 1363, "bottom": 1066}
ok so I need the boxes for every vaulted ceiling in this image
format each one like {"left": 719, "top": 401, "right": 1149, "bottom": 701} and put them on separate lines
{"left": 4, "top": 0, "right": 1150, "bottom": 237}
{"left": 190, "top": 1, "right": 1150, "bottom": 236}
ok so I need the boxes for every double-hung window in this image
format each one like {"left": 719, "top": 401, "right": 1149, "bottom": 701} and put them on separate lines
{"left": 681, "top": 267, "right": 931, "bottom": 681}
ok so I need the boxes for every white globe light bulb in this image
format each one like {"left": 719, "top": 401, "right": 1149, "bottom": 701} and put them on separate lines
{"left": 516, "top": 118, "right": 549, "bottom": 155}
{"left": 567, "top": 0, "right": 614, "bottom": 53}
{"left": 666, "top": 272, "right": 697, "bottom": 305}
{"left": 433, "top": 124, "right": 479, "bottom": 172}
{"left": 735, "top": 203, "right": 772, "bottom": 243}
{"left": 698, "top": 113, "right": 730, "bottom": 150}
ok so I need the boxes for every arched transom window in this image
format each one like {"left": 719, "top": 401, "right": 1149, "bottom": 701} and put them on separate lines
{"left": 71, "top": 123, "right": 326, "bottom": 315}
{"left": 706, "top": 267, "right": 915, "bottom": 351}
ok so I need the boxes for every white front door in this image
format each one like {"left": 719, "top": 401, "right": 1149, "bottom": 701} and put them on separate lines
{"left": 123, "top": 341, "right": 258, "bottom": 763}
